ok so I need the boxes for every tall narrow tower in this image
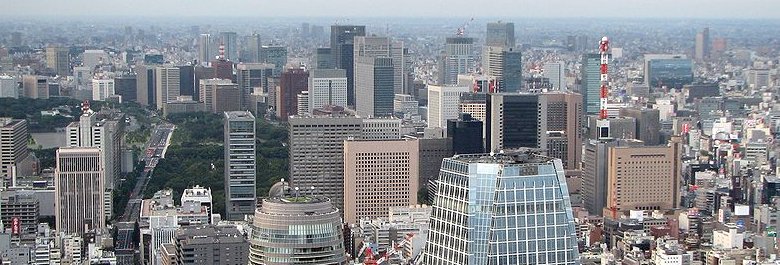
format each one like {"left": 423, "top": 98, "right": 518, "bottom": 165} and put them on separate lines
{"left": 596, "top": 37, "right": 610, "bottom": 139}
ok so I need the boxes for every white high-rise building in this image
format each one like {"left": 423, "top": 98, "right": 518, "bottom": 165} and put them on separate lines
{"left": 439, "top": 37, "right": 475, "bottom": 85}
{"left": 544, "top": 62, "right": 566, "bottom": 90}
{"left": 91, "top": 78, "right": 115, "bottom": 101}
{"left": 55, "top": 147, "right": 106, "bottom": 235}
{"left": 427, "top": 84, "right": 470, "bottom": 129}
{"left": 0, "top": 118, "right": 28, "bottom": 187}
{"left": 155, "top": 66, "right": 180, "bottom": 111}
{"left": 297, "top": 91, "right": 310, "bottom": 115}
{"left": 198, "top": 34, "right": 214, "bottom": 65}
{"left": 308, "top": 69, "right": 347, "bottom": 112}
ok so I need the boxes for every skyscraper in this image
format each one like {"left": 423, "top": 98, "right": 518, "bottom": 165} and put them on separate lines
{"left": 314, "top": 47, "right": 333, "bottom": 69}
{"left": 695, "top": 27, "right": 710, "bottom": 62}
{"left": 22, "top": 75, "right": 49, "bottom": 99}
{"left": 644, "top": 54, "right": 694, "bottom": 89}
{"left": 114, "top": 74, "right": 137, "bottom": 103}
{"left": 543, "top": 62, "right": 566, "bottom": 90}
{"left": 353, "top": 36, "right": 406, "bottom": 94}
{"left": 446, "top": 113, "right": 484, "bottom": 154}
{"left": 136, "top": 65, "right": 156, "bottom": 108}
{"left": 46, "top": 47, "right": 69, "bottom": 76}
{"left": 482, "top": 46, "right": 522, "bottom": 92}
{"left": 223, "top": 111, "right": 256, "bottom": 221}
{"left": 355, "top": 56, "right": 395, "bottom": 117}
{"left": 330, "top": 25, "right": 366, "bottom": 107}
{"left": 486, "top": 92, "right": 582, "bottom": 171}
{"left": 0, "top": 118, "right": 28, "bottom": 187}
{"left": 197, "top": 34, "right": 214, "bottom": 65}
{"left": 237, "top": 63, "right": 274, "bottom": 107}
{"left": 581, "top": 53, "right": 602, "bottom": 116}
{"left": 91, "top": 78, "right": 115, "bottom": 101}
{"left": 427, "top": 84, "right": 470, "bottom": 130}
{"left": 343, "top": 138, "right": 419, "bottom": 224}
{"left": 55, "top": 147, "right": 106, "bottom": 235}
{"left": 249, "top": 186, "right": 349, "bottom": 265}
{"left": 259, "top": 45, "right": 288, "bottom": 76}
{"left": 245, "top": 33, "right": 262, "bottom": 63}
{"left": 219, "top": 32, "right": 239, "bottom": 61}
{"left": 154, "top": 66, "right": 181, "bottom": 111}
{"left": 439, "top": 37, "right": 475, "bottom": 85}
{"left": 288, "top": 115, "right": 363, "bottom": 211}
{"left": 276, "top": 68, "right": 309, "bottom": 121}
{"left": 308, "top": 69, "right": 347, "bottom": 112}
{"left": 620, "top": 107, "right": 661, "bottom": 146}
{"left": 178, "top": 65, "right": 195, "bottom": 97}
{"left": 200, "top": 78, "right": 240, "bottom": 113}
{"left": 421, "top": 151, "right": 579, "bottom": 265}
{"left": 486, "top": 21, "right": 515, "bottom": 48}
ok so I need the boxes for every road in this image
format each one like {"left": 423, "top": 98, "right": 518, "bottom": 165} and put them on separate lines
{"left": 115, "top": 122, "right": 175, "bottom": 264}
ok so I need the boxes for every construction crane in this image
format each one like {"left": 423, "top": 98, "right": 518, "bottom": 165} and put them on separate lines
{"left": 455, "top": 17, "right": 474, "bottom": 36}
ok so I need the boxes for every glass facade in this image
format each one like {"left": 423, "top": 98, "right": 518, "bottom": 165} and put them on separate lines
{"left": 422, "top": 153, "right": 579, "bottom": 265}
{"left": 647, "top": 59, "right": 694, "bottom": 88}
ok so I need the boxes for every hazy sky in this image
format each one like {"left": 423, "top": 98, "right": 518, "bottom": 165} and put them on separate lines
{"left": 2, "top": 0, "right": 778, "bottom": 19}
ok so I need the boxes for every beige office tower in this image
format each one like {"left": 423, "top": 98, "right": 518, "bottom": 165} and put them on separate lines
{"left": 602, "top": 137, "right": 682, "bottom": 217}
{"left": 155, "top": 66, "right": 180, "bottom": 110}
{"left": 539, "top": 92, "right": 582, "bottom": 171}
{"left": 55, "top": 147, "right": 106, "bottom": 235}
{"left": 288, "top": 115, "right": 363, "bottom": 211}
{"left": 343, "top": 138, "right": 419, "bottom": 224}
{"left": 354, "top": 36, "right": 406, "bottom": 95}
{"left": 22, "top": 75, "right": 49, "bottom": 99}
{"left": 46, "top": 47, "right": 70, "bottom": 76}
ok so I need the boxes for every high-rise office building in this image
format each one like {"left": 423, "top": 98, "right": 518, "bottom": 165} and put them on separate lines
{"left": 237, "top": 63, "right": 274, "bottom": 95}
{"left": 249, "top": 188, "right": 349, "bottom": 265}
{"left": 288, "top": 115, "right": 363, "bottom": 211}
{"left": 82, "top": 50, "right": 108, "bottom": 70}
{"left": 66, "top": 107, "right": 124, "bottom": 218}
{"left": 114, "top": 74, "right": 137, "bottom": 103}
{"left": 544, "top": 62, "right": 566, "bottom": 90}
{"left": 427, "top": 84, "right": 470, "bottom": 129}
{"left": 136, "top": 65, "right": 156, "bottom": 108}
{"left": 584, "top": 138, "right": 681, "bottom": 217}
{"left": 46, "top": 47, "right": 69, "bottom": 76}
{"left": 486, "top": 92, "right": 582, "bottom": 171}
{"left": 0, "top": 76, "right": 18, "bottom": 98}
{"left": 198, "top": 78, "right": 230, "bottom": 113}
{"left": 198, "top": 34, "right": 214, "bottom": 65}
{"left": 355, "top": 56, "right": 395, "bottom": 117}
{"left": 486, "top": 21, "right": 515, "bottom": 48}
{"left": 421, "top": 152, "right": 579, "bottom": 265}
{"left": 581, "top": 53, "right": 602, "bottom": 116}
{"left": 695, "top": 27, "right": 710, "bottom": 62}
{"left": 223, "top": 111, "right": 256, "bottom": 221}
{"left": 155, "top": 66, "right": 181, "bottom": 111}
{"left": 276, "top": 68, "right": 309, "bottom": 121}
{"left": 446, "top": 113, "right": 484, "bottom": 154}
{"left": 22, "top": 75, "right": 49, "bottom": 99}
{"left": 482, "top": 47, "right": 522, "bottom": 92}
{"left": 308, "top": 69, "right": 347, "bottom": 112}
{"left": 353, "top": 36, "right": 406, "bottom": 95}
{"left": 91, "top": 78, "right": 115, "bottom": 101}
{"left": 644, "top": 54, "right": 694, "bottom": 89}
{"left": 178, "top": 65, "right": 195, "bottom": 97}
{"left": 219, "top": 32, "right": 239, "bottom": 61}
{"left": 55, "top": 147, "right": 106, "bottom": 235}
{"left": 0, "top": 118, "right": 28, "bottom": 187}
{"left": 620, "top": 107, "right": 661, "bottom": 145}
{"left": 314, "top": 47, "right": 333, "bottom": 69}
{"left": 343, "top": 138, "right": 419, "bottom": 224}
{"left": 245, "top": 33, "right": 262, "bottom": 63}
{"left": 168, "top": 225, "right": 249, "bottom": 265}
{"left": 259, "top": 46, "right": 288, "bottom": 76}
{"left": 439, "top": 37, "right": 475, "bottom": 85}
{"left": 330, "top": 25, "right": 366, "bottom": 107}
{"left": 297, "top": 91, "right": 309, "bottom": 115}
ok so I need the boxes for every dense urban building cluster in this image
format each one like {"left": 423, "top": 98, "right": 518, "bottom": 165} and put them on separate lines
{"left": 0, "top": 8, "right": 778, "bottom": 265}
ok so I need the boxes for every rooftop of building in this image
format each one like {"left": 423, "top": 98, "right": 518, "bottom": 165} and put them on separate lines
{"left": 451, "top": 149, "right": 553, "bottom": 165}
{"left": 224, "top": 111, "right": 255, "bottom": 120}
{"left": 176, "top": 225, "right": 246, "bottom": 245}
{"left": 0, "top": 117, "right": 23, "bottom": 127}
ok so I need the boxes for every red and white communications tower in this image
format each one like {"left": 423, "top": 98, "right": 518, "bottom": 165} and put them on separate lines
{"left": 596, "top": 36, "right": 611, "bottom": 139}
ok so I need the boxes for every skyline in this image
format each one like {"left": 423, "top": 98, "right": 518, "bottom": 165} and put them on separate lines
{"left": 2, "top": 0, "right": 779, "bottom": 19}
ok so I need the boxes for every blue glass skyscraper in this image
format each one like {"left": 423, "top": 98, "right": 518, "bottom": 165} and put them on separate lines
{"left": 421, "top": 150, "right": 579, "bottom": 265}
